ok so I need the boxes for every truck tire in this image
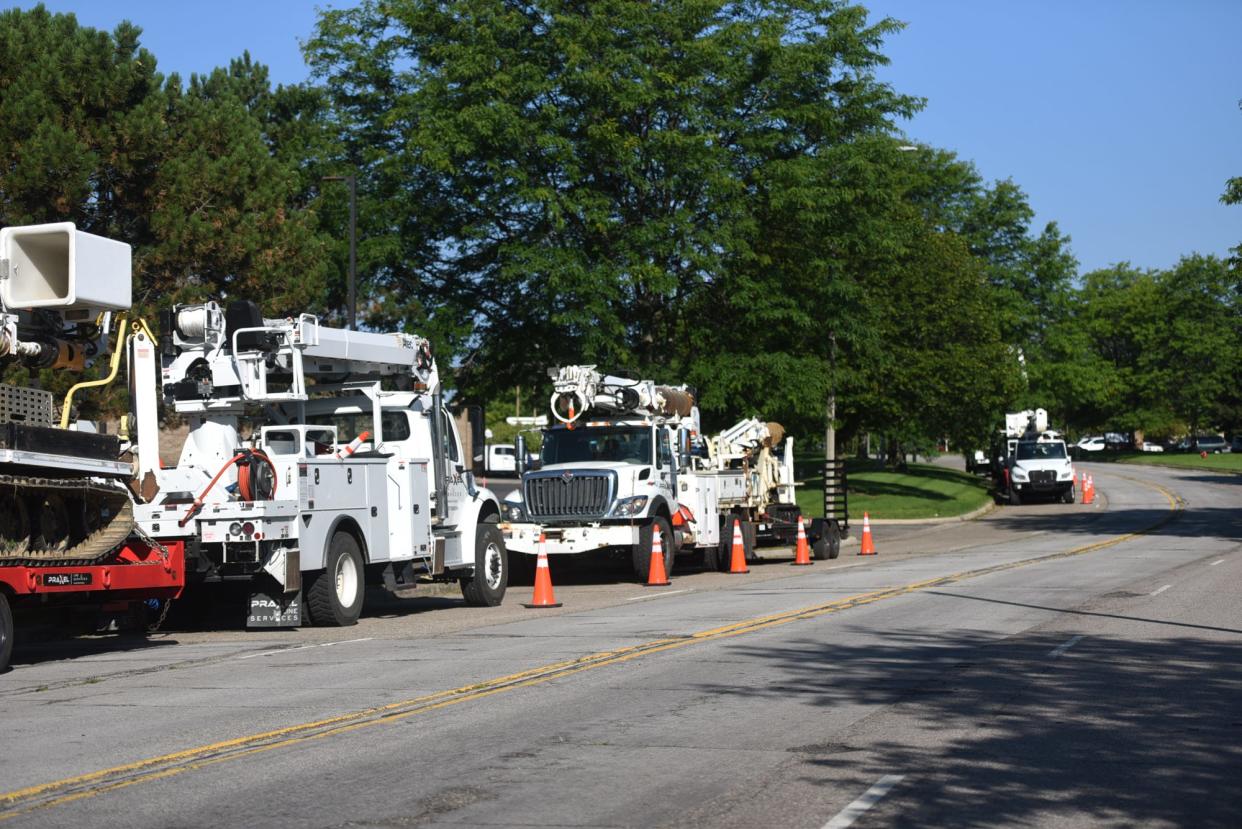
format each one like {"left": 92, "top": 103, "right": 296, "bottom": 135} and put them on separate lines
{"left": 305, "top": 531, "right": 364, "bottom": 626}
{"left": 633, "top": 517, "right": 674, "bottom": 581}
{"left": 0, "top": 592, "right": 11, "bottom": 673}
{"left": 461, "top": 523, "right": 508, "bottom": 607}
{"left": 1009, "top": 487, "right": 1022, "bottom": 506}
{"left": 812, "top": 522, "right": 841, "bottom": 560}
{"left": 1061, "top": 486, "right": 1076, "bottom": 504}
{"left": 705, "top": 517, "right": 731, "bottom": 571}
{"left": 742, "top": 520, "right": 758, "bottom": 562}
{"left": 717, "top": 517, "right": 756, "bottom": 569}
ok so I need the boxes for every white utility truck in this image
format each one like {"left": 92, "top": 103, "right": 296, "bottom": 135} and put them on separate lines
{"left": 130, "top": 299, "right": 509, "bottom": 626}
{"left": 991, "top": 408, "right": 1075, "bottom": 505}
{"left": 502, "top": 366, "right": 843, "bottom": 578}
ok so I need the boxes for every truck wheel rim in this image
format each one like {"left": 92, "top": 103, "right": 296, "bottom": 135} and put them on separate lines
{"left": 484, "top": 541, "right": 503, "bottom": 590}
{"left": 335, "top": 554, "right": 359, "bottom": 606}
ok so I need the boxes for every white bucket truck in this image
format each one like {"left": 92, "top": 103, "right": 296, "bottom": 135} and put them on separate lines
{"left": 131, "top": 300, "right": 509, "bottom": 626}
{"left": 992, "top": 408, "right": 1076, "bottom": 505}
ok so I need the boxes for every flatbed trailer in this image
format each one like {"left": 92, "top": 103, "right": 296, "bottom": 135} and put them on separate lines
{"left": 0, "top": 536, "right": 185, "bottom": 671}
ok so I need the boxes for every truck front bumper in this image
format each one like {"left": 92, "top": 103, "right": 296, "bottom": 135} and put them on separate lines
{"left": 502, "top": 522, "right": 640, "bottom": 555}
{"left": 1014, "top": 480, "right": 1074, "bottom": 494}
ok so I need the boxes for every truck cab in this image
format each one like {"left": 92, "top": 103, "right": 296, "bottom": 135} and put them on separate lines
{"left": 505, "top": 418, "right": 688, "bottom": 578}
{"left": 1005, "top": 433, "right": 1075, "bottom": 504}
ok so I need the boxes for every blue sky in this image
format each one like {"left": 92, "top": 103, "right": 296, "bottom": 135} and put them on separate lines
{"left": 10, "top": 0, "right": 1241, "bottom": 274}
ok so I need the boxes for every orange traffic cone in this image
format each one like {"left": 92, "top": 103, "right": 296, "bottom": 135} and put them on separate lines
{"left": 1080, "top": 471, "right": 1088, "bottom": 499}
{"left": 522, "top": 534, "right": 562, "bottom": 608}
{"left": 792, "top": 516, "right": 813, "bottom": 566}
{"left": 645, "top": 526, "right": 672, "bottom": 586}
{"left": 1087, "top": 474, "right": 1096, "bottom": 503}
{"left": 859, "top": 512, "right": 877, "bottom": 556}
{"left": 727, "top": 518, "right": 750, "bottom": 574}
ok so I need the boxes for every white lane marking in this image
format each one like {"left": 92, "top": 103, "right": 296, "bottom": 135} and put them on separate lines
{"left": 1209, "top": 559, "right": 1225, "bottom": 566}
{"left": 627, "top": 589, "right": 692, "bottom": 601}
{"left": 822, "top": 774, "right": 906, "bottom": 829}
{"left": 1150, "top": 584, "right": 1171, "bottom": 596}
{"left": 237, "top": 638, "right": 373, "bottom": 659}
{"left": 1048, "top": 635, "right": 1084, "bottom": 658}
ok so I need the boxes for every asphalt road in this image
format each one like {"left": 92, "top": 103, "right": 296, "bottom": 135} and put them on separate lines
{"left": 1, "top": 463, "right": 1239, "bottom": 828}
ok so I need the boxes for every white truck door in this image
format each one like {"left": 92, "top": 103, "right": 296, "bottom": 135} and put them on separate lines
{"left": 657, "top": 427, "right": 677, "bottom": 505}
{"left": 440, "top": 407, "right": 469, "bottom": 526}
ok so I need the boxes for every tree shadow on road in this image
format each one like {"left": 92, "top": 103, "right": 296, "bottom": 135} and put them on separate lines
{"left": 983, "top": 504, "right": 1242, "bottom": 544}
{"left": 710, "top": 619, "right": 1242, "bottom": 827}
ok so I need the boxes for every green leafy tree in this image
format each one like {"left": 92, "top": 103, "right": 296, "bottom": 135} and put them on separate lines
{"left": 305, "top": 0, "right": 923, "bottom": 418}
{"left": 0, "top": 6, "right": 333, "bottom": 414}
{"left": 1157, "top": 255, "right": 1239, "bottom": 433}
{"left": 1069, "top": 265, "right": 1167, "bottom": 433}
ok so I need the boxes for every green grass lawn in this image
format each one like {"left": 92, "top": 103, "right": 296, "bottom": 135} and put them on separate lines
{"left": 1112, "top": 451, "right": 1242, "bottom": 473}
{"left": 795, "top": 460, "right": 992, "bottom": 521}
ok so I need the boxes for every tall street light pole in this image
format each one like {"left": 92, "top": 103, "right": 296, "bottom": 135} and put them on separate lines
{"left": 322, "top": 174, "right": 357, "bottom": 330}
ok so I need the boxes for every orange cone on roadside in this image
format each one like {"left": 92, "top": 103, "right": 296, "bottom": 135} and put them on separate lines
{"left": 727, "top": 519, "right": 750, "bottom": 574}
{"left": 792, "top": 516, "right": 813, "bottom": 566}
{"left": 645, "top": 526, "right": 671, "bottom": 586}
{"left": 859, "top": 512, "right": 877, "bottom": 556}
{"left": 1087, "top": 474, "right": 1096, "bottom": 503}
{"left": 1080, "top": 471, "right": 1088, "bottom": 498}
{"left": 522, "top": 534, "right": 562, "bottom": 608}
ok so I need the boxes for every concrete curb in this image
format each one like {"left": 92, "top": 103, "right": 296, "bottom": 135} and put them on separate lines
{"left": 867, "top": 499, "right": 999, "bottom": 526}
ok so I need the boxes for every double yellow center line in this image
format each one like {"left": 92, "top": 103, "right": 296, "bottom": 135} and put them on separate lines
{"left": 0, "top": 478, "right": 1182, "bottom": 822}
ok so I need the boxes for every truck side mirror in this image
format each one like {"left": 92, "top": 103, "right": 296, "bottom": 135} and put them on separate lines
{"left": 677, "top": 428, "right": 692, "bottom": 469}
{"left": 516, "top": 434, "right": 528, "bottom": 476}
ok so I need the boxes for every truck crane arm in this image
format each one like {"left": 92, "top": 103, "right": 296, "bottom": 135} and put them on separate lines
{"left": 548, "top": 364, "right": 695, "bottom": 425}
{"left": 161, "top": 300, "right": 440, "bottom": 407}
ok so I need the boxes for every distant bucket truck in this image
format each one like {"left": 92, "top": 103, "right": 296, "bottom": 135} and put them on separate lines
{"left": 990, "top": 408, "right": 1076, "bottom": 505}
{"left": 501, "top": 365, "right": 848, "bottom": 579}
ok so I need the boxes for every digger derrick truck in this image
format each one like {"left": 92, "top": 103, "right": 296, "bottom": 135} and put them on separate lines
{"left": 0, "top": 223, "right": 185, "bottom": 672}
{"left": 701, "top": 418, "right": 846, "bottom": 562}
{"left": 501, "top": 366, "right": 844, "bottom": 578}
{"left": 131, "top": 296, "right": 508, "bottom": 628}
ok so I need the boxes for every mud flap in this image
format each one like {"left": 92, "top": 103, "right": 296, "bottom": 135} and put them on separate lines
{"left": 248, "top": 588, "right": 302, "bottom": 628}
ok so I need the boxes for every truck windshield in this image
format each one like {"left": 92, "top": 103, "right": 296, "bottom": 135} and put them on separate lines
{"left": 1016, "top": 441, "right": 1067, "bottom": 460}
{"left": 541, "top": 427, "right": 652, "bottom": 465}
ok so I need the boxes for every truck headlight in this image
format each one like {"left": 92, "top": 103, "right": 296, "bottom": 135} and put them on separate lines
{"left": 1011, "top": 469, "right": 1028, "bottom": 482}
{"left": 1059, "top": 470, "right": 1073, "bottom": 480}
{"left": 504, "top": 503, "right": 526, "bottom": 522}
{"left": 609, "top": 496, "right": 648, "bottom": 517}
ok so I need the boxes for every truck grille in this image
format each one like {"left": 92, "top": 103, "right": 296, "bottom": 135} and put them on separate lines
{"left": 525, "top": 472, "right": 614, "bottom": 519}
{"left": 1029, "top": 470, "right": 1056, "bottom": 485}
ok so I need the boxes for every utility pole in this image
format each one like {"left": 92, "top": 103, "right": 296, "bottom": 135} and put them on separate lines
{"left": 825, "top": 331, "right": 837, "bottom": 520}
{"left": 321, "top": 174, "right": 357, "bottom": 330}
